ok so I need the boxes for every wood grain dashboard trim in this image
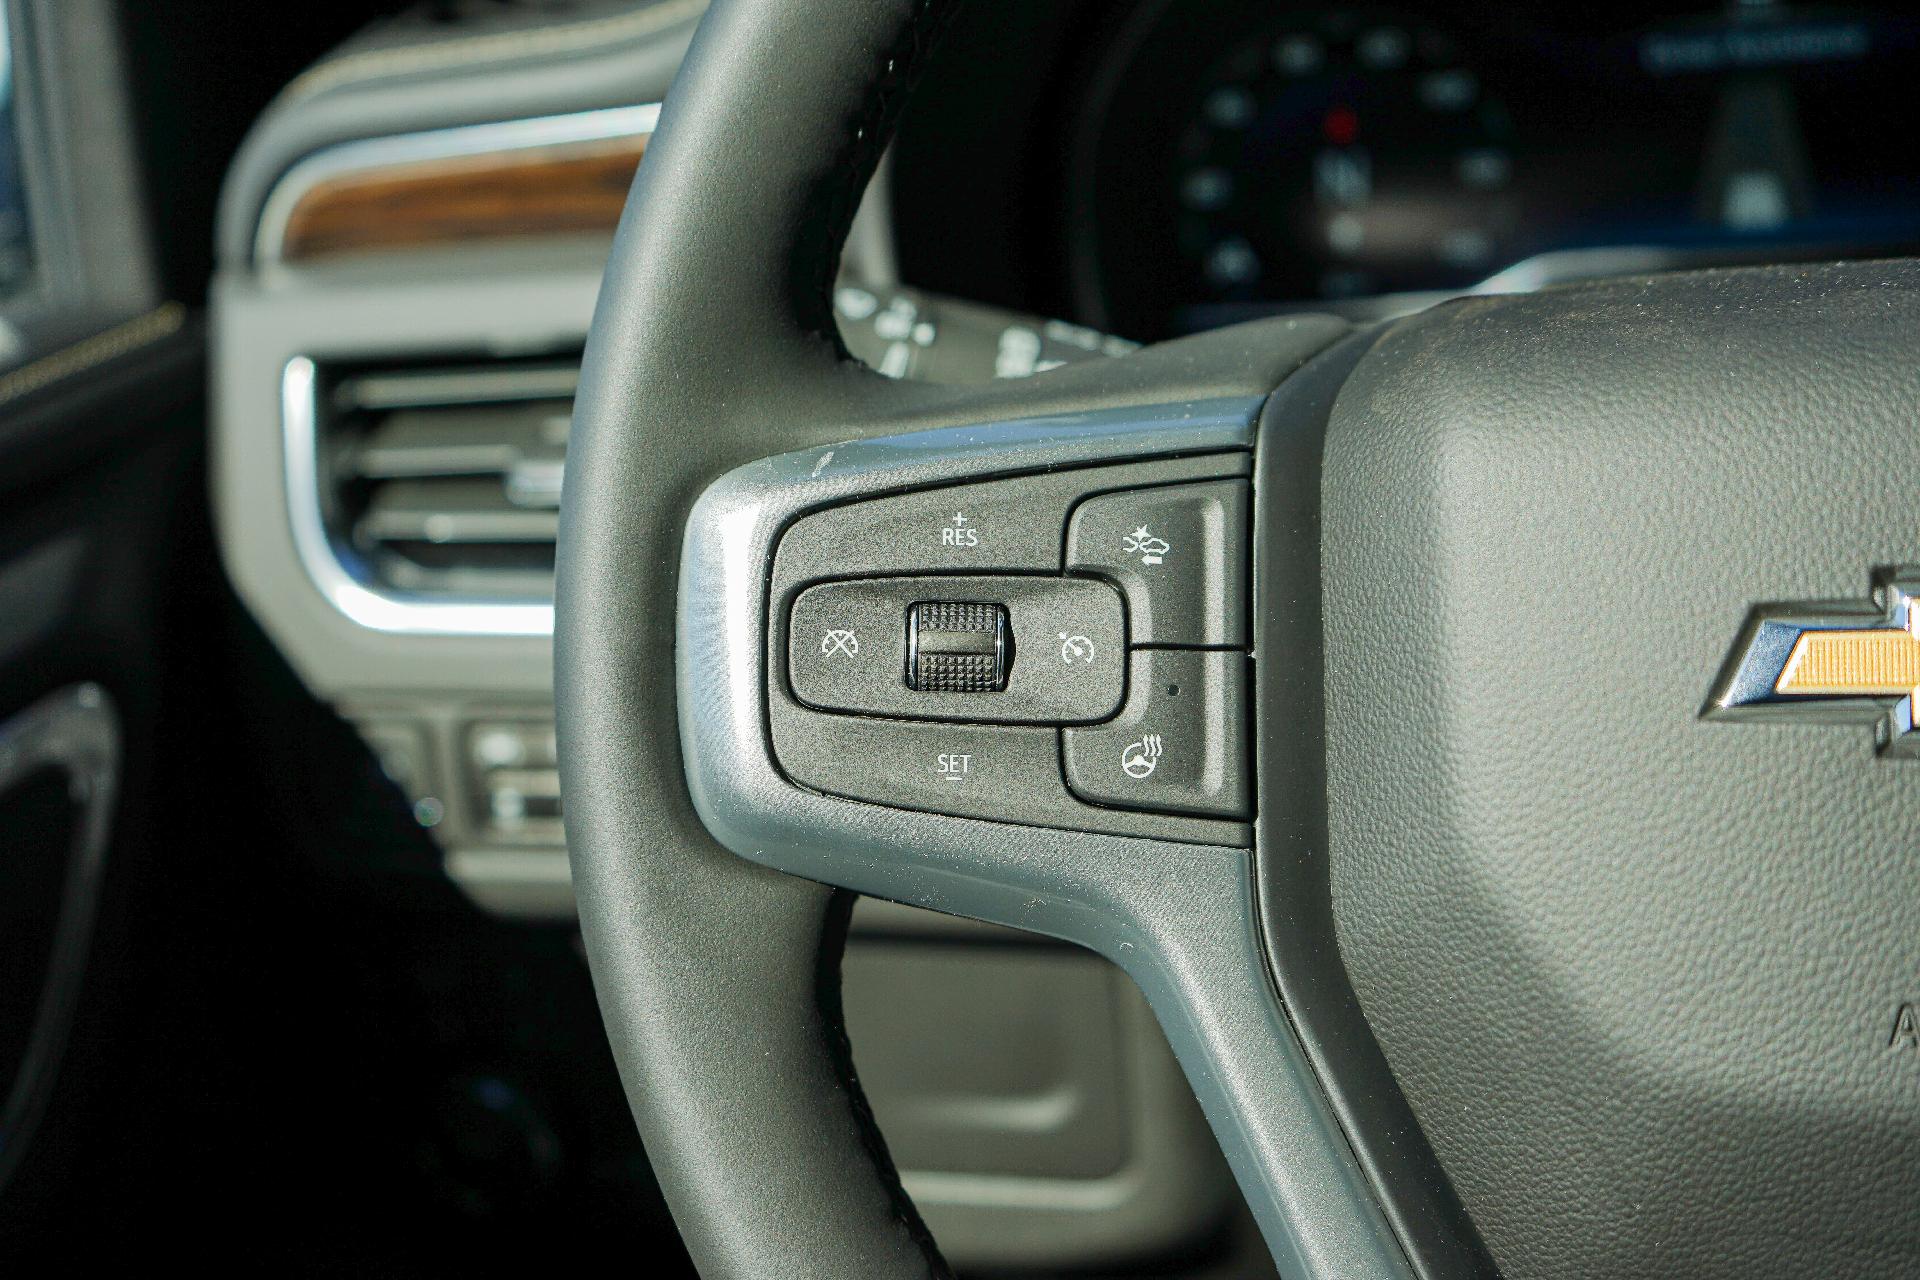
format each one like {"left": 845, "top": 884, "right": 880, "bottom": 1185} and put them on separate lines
{"left": 255, "top": 104, "right": 661, "bottom": 266}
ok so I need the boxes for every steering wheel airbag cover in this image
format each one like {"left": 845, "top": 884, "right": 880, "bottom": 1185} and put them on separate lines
{"left": 1323, "top": 262, "right": 1920, "bottom": 1279}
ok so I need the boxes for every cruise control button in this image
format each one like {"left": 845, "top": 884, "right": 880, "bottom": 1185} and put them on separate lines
{"left": 1066, "top": 479, "right": 1248, "bottom": 646}
{"left": 776, "top": 470, "right": 1086, "bottom": 577}
{"left": 775, "top": 715, "right": 1068, "bottom": 827}
{"left": 1063, "top": 650, "right": 1249, "bottom": 818}
{"left": 788, "top": 575, "right": 1124, "bottom": 723}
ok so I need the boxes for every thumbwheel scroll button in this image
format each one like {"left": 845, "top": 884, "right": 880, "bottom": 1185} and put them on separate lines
{"left": 906, "top": 601, "right": 1009, "bottom": 692}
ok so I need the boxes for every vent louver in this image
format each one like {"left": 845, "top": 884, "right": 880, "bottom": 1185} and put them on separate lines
{"left": 321, "top": 360, "right": 577, "bottom": 601}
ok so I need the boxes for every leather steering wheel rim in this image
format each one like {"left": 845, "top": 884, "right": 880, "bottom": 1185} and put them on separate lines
{"left": 559, "top": 5, "right": 1373, "bottom": 1272}
{"left": 557, "top": 1, "right": 960, "bottom": 1274}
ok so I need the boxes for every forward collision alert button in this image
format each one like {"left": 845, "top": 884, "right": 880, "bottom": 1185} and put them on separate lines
{"left": 1067, "top": 479, "right": 1248, "bottom": 647}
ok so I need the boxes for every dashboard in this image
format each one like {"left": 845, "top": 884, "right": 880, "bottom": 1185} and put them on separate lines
{"left": 893, "top": 1, "right": 1920, "bottom": 339}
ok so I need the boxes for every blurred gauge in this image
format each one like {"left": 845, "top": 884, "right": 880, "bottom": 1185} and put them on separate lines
{"left": 1068, "top": 2, "right": 1920, "bottom": 339}
{"left": 1173, "top": 11, "right": 1517, "bottom": 303}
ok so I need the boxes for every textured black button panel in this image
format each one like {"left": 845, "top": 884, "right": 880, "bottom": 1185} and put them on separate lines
{"left": 907, "top": 601, "right": 1007, "bottom": 692}
{"left": 788, "top": 575, "right": 1125, "bottom": 724}
{"left": 1066, "top": 479, "right": 1249, "bottom": 647}
{"left": 769, "top": 453, "right": 1252, "bottom": 844}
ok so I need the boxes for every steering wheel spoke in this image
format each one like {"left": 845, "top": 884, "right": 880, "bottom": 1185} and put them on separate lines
{"left": 554, "top": 0, "right": 1427, "bottom": 1270}
{"left": 675, "top": 345, "right": 1413, "bottom": 1278}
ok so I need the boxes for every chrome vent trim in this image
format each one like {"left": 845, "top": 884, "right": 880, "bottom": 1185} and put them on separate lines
{"left": 282, "top": 356, "right": 559, "bottom": 637}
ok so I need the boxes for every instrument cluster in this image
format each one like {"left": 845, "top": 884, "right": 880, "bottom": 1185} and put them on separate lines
{"left": 1069, "top": 2, "right": 1920, "bottom": 336}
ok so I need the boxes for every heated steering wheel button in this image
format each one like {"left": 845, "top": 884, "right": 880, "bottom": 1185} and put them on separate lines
{"left": 1063, "top": 650, "right": 1249, "bottom": 819}
{"left": 1066, "top": 479, "right": 1248, "bottom": 647}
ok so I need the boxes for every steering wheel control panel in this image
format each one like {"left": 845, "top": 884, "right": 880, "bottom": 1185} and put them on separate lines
{"left": 768, "top": 452, "right": 1253, "bottom": 846}
{"left": 790, "top": 575, "right": 1128, "bottom": 722}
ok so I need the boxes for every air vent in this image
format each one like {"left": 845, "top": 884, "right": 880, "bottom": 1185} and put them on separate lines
{"left": 319, "top": 359, "right": 578, "bottom": 601}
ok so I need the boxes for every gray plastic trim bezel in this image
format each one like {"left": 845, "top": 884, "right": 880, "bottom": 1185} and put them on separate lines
{"left": 677, "top": 398, "right": 1412, "bottom": 1280}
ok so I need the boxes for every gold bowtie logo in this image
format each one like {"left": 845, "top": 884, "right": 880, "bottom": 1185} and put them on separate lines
{"left": 1774, "top": 620, "right": 1920, "bottom": 698}
{"left": 1706, "top": 573, "right": 1920, "bottom": 754}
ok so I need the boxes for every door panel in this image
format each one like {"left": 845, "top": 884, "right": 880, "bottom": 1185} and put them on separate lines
{"left": 0, "top": 331, "right": 200, "bottom": 1233}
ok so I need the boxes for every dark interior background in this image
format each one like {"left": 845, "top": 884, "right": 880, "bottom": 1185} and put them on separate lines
{"left": 0, "top": 1, "right": 699, "bottom": 1270}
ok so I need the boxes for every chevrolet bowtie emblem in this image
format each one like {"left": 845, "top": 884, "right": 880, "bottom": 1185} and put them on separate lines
{"left": 1706, "top": 573, "right": 1920, "bottom": 755}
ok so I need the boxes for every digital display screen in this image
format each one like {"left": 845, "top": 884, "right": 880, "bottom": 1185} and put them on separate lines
{"left": 1081, "top": 3, "right": 1920, "bottom": 337}
{"left": 0, "top": 6, "right": 36, "bottom": 302}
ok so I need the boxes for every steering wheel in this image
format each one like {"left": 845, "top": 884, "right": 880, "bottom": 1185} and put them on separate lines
{"left": 555, "top": 2, "right": 1920, "bottom": 1276}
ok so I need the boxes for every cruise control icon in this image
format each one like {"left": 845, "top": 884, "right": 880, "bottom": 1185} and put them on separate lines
{"left": 820, "top": 628, "right": 859, "bottom": 657}
{"left": 1121, "top": 734, "right": 1163, "bottom": 780}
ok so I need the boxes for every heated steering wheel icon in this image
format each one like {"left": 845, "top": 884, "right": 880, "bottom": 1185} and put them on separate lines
{"left": 1120, "top": 734, "right": 1163, "bottom": 780}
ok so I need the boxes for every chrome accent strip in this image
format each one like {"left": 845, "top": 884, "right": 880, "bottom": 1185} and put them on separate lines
{"left": 254, "top": 103, "right": 663, "bottom": 266}
{"left": 1703, "top": 572, "right": 1920, "bottom": 754}
{"left": 281, "top": 356, "right": 556, "bottom": 637}
{"left": 0, "top": 684, "right": 120, "bottom": 1191}
{"left": 677, "top": 400, "right": 1414, "bottom": 1279}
